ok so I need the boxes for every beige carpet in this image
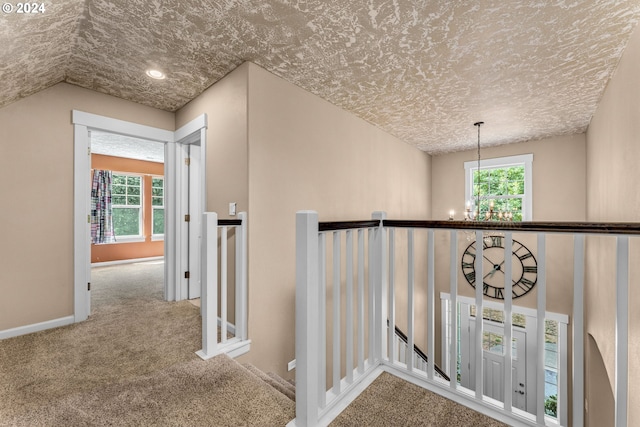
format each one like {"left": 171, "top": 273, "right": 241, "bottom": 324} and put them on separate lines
{"left": 1, "top": 261, "right": 508, "bottom": 426}
{"left": 3, "top": 354, "right": 295, "bottom": 427}
{"left": 0, "top": 261, "right": 294, "bottom": 426}
{"left": 330, "top": 372, "right": 508, "bottom": 427}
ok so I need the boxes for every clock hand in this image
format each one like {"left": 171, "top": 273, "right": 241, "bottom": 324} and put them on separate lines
{"left": 483, "top": 254, "right": 495, "bottom": 264}
{"left": 484, "top": 263, "right": 501, "bottom": 279}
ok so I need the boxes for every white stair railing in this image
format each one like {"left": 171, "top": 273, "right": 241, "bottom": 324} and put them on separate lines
{"left": 291, "top": 210, "right": 638, "bottom": 427}
{"left": 196, "top": 211, "right": 250, "bottom": 360}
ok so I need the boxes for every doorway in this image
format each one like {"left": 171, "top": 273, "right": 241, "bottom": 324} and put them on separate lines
{"left": 460, "top": 305, "right": 531, "bottom": 411}
{"left": 440, "top": 293, "right": 569, "bottom": 421}
{"left": 88, "top": 130, "right": 166, "bottom": 313}
{"left": 73, "top": 111, "right": 207, "bottom": 322}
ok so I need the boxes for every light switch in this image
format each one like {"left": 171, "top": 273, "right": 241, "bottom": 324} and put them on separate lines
{"left": 229, "top": 202, "right": 237, "bottom": 216}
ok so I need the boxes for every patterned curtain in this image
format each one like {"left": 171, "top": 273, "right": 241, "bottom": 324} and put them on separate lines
{"left": 91, "top": 170, "right": 116, "bottom": 244}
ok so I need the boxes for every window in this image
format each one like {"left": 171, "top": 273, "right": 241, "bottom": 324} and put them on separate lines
{"left": 464, "top": 154, "right": 533, "bottom": 221}
{"left": 112, "top": 173, "right": 142, "bottom": 239}
{"left": 152, "top": 176, "right": 164, "bottom": 237}
{"left": 544, "top": 319, "right": 559, "bottom": 418}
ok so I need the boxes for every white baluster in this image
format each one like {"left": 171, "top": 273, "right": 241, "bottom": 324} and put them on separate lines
{"left": 407, "top": 228, "right": 415, "bottom": 371}
{"left": 449, "top": 230, "right": 458, "bottom": 391}
{"left": 357, "top": 229, "right": 365, "bottom": 374}
{"left": 474, "top": 230, "right": 483, "bottom": 400}
{"left": 319, "top": 233, "right": 327, "bottom": 409}
{"left": 427, "top": 229, "right": 435, "bottom": 381}
{"left": 197, "top": 212, "right": 218, "bottom": 359}
{"left": 536, "top": 233, "right": 547, "bottom": 424}
{"left": 221, "top": 226, "right": 228, "bottom": 344}
{"left": 503, "top": 232, "right": 513, "bottom": 413}
{"left": 572, "top": 234, "right": 585, "bottom": 427}
{"left": 615, "top": 236, "right": 629, "bottom": 427}
{"left": 333, "top": 231, "right": 341, "bottom": 395}
{"left": 346, "top": 230, "right": 354, "bottom": 384}
{"left": 388, "top": 228, "right": 396, "bottom": 364}
{"left": 236, "top": 212, "right": 248, "bottom": 341}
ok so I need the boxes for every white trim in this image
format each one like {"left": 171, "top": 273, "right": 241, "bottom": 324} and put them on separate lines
{"left": 111, "top": 171, "right": 144, "bottom": 239}
{"left": 174, "top": 114, "right": 207, "bottom": 142}
{"left": 441, "top": 291, "right": 568, "bottom": 424}
{"left": 74, "top": 113, "right": 174, "bottom": 322}
{"left": 439, "top": 292, "right": 569, "bottom": 324}
{"left": 91, "top": 256, "right": 164, "bottom": 267}
{"left": 72, "top": 111, "right": 174, "bottom": 143}
{"left": 170, "top": 117, "right": 209, "bottom": 302}
{"left": 196, "top": 339, "right": 251, "bottom": 360}
{"left": 0, "top": 315, "right": 75, "bottom": 340}
{"left": 464, "top": 154, "right": 533, "bottom": 170}
{"left": 103, "top": 236, "right": 145, "bottom": 243}
{"left": 464, "top": 153, "right": 533, "bottom": 221}
{"left": 164, "top": 141, "right": 178, "bottom": 302}
{"left": 74, "top": 124, "right": 91, "bottom": 322}
{"left": 313, "top": 364, "right": 384, "bottom": 427}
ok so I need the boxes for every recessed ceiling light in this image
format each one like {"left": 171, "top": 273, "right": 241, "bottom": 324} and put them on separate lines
{"left": 146, "top": 69, "right": 166, "bottom": 80}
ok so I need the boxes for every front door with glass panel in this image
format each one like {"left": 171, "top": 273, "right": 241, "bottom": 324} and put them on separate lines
{"left": 459, "top": 303, "right": 532, "bottom": 413}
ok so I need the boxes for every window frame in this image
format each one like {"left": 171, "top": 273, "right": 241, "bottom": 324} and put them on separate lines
{"left": 111, "top": 172, "right": 144, "bottom": 242}
{"left": 464, "top": 154, "right": 533, "bottom": 221}
{"left": 151, "top": 175, "right": 165, "bottom": 241}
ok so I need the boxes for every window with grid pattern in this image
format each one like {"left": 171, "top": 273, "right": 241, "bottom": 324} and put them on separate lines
{"left": 464, "top": 154, "right": 533, "bottom": 221}
{"left": 112, "top": 173, "right": 142, "bottom": 238}
{"left": 152, "top": 176, "right": 164, "bottom": 236}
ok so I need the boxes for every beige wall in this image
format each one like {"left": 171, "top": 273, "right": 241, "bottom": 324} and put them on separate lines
{"left": 431, "top": 134, "right": 586, "bottom": 307}
{"left": 432, "top": 133, "right": 587, "bottom": 223}
{"left": 585, "top": 22, "right": 640, "bottom": 427}
{"left": 245, "top": 63, "right": 431, "bottom": 377}
{"left": 176, "top": 63, "right": 250, "bottom": 328}
{"left": 0, "top": 83, "right": 174, "bottom": 331}
{"left": 176, "top": 63, "right": 249, "bottom": 219}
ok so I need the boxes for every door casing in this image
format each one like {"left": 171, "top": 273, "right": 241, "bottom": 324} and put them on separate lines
{"left": 73, "top": 111, "right": 207, "bottom": 322}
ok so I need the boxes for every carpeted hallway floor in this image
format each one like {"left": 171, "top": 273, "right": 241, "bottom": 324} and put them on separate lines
{"left": 0, "top": 261, "right": 295, "bottom": 426}
{"left": 1, "top": 261, "right": 509, "bottom": 427}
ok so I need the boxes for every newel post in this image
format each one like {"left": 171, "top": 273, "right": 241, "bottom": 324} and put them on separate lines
{"left": 196, "top": 212, "right": 219, "bottom": 359}
{"left": 236, "top": 212, "right": 248, "bottom": 341}
{"left": 295, "top": 211, "right": 320, "bottom": 427}
{"left": 371, "top": 211, "right": 387, "bottom": 362}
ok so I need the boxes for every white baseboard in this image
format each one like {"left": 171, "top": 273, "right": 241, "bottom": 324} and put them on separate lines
{"left": 0, "top": 315, "right": 75, "bottom": 340}
{"left": 196, "top": 339, "right": 251, "bottom": 361}
{"left": 91, "top": 256, "right": 164, "bottom": 267}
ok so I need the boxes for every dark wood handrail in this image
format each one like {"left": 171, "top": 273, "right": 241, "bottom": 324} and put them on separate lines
{"left": 319, "top": 218, "right": 640, "bottom": 235}
{"left": 383, "top": 220, "right": 640, "bottom": 235}
{"left": 389, "top": 320, "right": 450, "bottom": 381}
{"left": 319, "top": 220, "right": 380, "bottom": 232}
{"left": 218, "top": 219, "right": 242, "bottom": 226}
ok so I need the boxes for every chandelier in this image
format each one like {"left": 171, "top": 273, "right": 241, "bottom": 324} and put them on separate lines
{"left": 454, "top": 121, "right": 513, "bottom": 222}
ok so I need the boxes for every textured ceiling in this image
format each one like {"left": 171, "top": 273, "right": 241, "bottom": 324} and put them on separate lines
{"left": 2, "top": 1, "right": 640, "bottom": 154}
{"left": 91, "top": 131, "right": 165, "bottom": 163}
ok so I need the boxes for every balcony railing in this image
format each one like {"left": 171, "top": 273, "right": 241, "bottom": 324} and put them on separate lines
{"left": 196, "top": 211, "right": 250, "bottom": 359}
{"left": 290, "top": 211, "right": 639, "bottom": 427}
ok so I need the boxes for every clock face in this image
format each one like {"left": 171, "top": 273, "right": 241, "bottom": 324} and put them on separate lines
{"left": 461, "top": 235, "right": 537, "bottom": 300}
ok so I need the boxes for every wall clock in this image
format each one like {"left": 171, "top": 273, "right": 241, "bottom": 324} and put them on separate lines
{"left": 461, "top": 235, "right": 537, "bottom": 300}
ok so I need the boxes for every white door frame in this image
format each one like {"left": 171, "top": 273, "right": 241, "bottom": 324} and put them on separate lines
{"left": 440, "top": 292, "right": 569, "bottom": 425}
{"left": 173, "top": 128, "right": 207, "bottom": 300}
{"left": 464, "top": 308, "right": 531, "bottom": 411}
{"left": 72, "top": 111, "right": 207, "bottom": 322}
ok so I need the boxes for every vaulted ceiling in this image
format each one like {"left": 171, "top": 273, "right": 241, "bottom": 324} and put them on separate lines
{"left": 2, "top": 1, "right": 639, "bottom": 153}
